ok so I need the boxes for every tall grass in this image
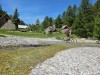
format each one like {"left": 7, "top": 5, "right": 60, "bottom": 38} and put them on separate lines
{"left": 0, "top": 45, "right": 71, "bottom": 75}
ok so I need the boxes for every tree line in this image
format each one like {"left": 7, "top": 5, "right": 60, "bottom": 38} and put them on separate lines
{"left": 39, "top": 0, "right": 100, "bottom": 39}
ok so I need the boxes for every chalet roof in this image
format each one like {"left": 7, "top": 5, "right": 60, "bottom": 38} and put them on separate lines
{"left": 0, "top": 13, "right": 11, "bottom": 20}
{"left": 62, "top": 25, "right": 69, "bottom": 29}
{"left": 18, "top": 25, "right": 28, "bottom": 29}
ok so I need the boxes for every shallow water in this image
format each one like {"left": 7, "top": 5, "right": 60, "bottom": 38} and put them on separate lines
{"left": 0, "top": 44, "right": 51, "bottom": 50}
{"left": 0, "top": 41, "right": 100, "bottom": 50}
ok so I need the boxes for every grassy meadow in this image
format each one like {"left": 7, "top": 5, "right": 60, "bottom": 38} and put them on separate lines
{"left": 0, "top": 45, "right": 71, "bottom": 75}
{"left": 0, "top": 29, "right": 66, "bottom": 38}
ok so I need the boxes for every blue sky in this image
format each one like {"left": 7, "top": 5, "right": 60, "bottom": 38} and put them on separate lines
{"left": 0, "top": 0, "right": 96, "bottom": 24}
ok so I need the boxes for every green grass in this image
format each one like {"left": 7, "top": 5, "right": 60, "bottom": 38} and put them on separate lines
{"left": 0, "top": 29, "right": 46, "bottom": 37}
{"left": 0, "top": 29, "right": 66, "bottom": 38}
{"left": 0, "top": 34, "right": 6, "bottom": 37}
{"left": 0, "top": 45, "right": 71, "bottom": 75}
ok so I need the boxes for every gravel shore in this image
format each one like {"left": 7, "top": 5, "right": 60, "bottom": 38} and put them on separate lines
{"left": 0, "top": 36, "right": 61, "bottom": 48}
{"left": 0, "top": 37, "right": 38, "bottom": 47}
{"left": 29, "top": 47, "right": 100, "bottom": 75}
{"left": 0, "top": 36, "right": 99, "bottom": 49}
{"left": 0, "top": 36, "right": 98, "bottom": 47}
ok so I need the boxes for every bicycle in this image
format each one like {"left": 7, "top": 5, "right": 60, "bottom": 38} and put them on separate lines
{"left": 62, "top": 37, "right": 77, "bottom": 43}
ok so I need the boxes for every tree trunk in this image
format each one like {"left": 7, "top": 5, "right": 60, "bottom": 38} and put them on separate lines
{"left": 15, "top": 23, "right": 18, "bottom": 30}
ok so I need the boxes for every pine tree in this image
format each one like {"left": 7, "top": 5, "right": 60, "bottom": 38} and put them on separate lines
{"left": 0, "top": 4, "right": 5, "bottom": 17}
{"left": 19, "top": 20, "right": 25, "bottom": 25}
{"left": 12, "top": 8, "right": 20, "bottom": 30}
{"left": 94, "top": 0, "right": 100, "bottom": 11}
{"left": 93, "top": 17, "right": 100, "bottom": 38}
{"left": 80, "top": 0, "right": 91, "bottom": 13}
{"left": 0, "top": 5, "right": 2, "bottom": 10}
{"left": 72, "top": 5, "right": 77, "bottom": 20}
{"left": 83, "top": 0, "right": 94, "bottom": 37}
{"left": 66, "top": 5, "right": 74, "bottom": 27}
{"left": 49, "top": 17, "right": 54, "bottom": 26}
{"left": 54, "top": 14, "right": 63, "bottom": 28}
{"left": 72, "top": 10, "right": 87, "bottom": 37}
{"left": 62, "top": 11, "right": 67, "bottom": 25}
{"left": 35, "top": 19, "right": 40, "bottom": 25}
{"left": 93, "top": 0, "right": 100, "bottom": 16}
{"left": 72, "top": 0, "right": 94, "bottom": 38}
{"left": 93, "top": 0, "right": 100, "bottom": 39}
{"left": 42, "top": 16, "right": 49, "bottom": 29}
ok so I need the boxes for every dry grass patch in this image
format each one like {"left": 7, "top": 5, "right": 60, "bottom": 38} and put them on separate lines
{"left": 0, "top": 45, "right": 71, "bottom": 75}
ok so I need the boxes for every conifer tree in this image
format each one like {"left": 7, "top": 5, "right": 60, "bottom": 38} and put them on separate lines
{"left": 35, "top": 19, "right": 40, "bottom": 25}
{"left": 54, "top": 14, "right": 63, "bottom": 28}
{"left": 49, "top": 17, "right": 54, "bottom": 26}
{"left": 12, "top": 8, "right": 20, "bottom": 30}
{"left": 0, "top": 4, "right": 5, "bottom": 17}
{"left": 93, "top": 0, "right": 100, "bottom": 39}
{"left": 72, "top": 0, "right": 94, "bottom": 37}
{"left": 42, "top": 16, "right": 49, "bottom": 29}
{"left": 72, "top": 5, "right": 77, "bottom": 20}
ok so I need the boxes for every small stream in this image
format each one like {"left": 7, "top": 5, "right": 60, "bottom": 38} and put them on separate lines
{"left": 0, "top": 44, "right": 51, "bottom": 50}
{"left": 0, "top": 41, "right": 100, "bottom": 50}
{"left": 0, "top": 41, "right": 61, "bottom": 50}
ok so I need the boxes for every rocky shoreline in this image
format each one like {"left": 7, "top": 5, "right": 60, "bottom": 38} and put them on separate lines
{"left": 0, "top": 36, "right": 99, "bottom": 49}
{"left": 0, "top": 36, "right": 61, "bottom": 49}
{"left": 29, "top": 47, "right": 100, "bottom": 75}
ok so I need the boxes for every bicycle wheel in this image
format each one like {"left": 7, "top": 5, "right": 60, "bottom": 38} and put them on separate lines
{"left": 70, "top": 38, "right": 77, "bottom": 43}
